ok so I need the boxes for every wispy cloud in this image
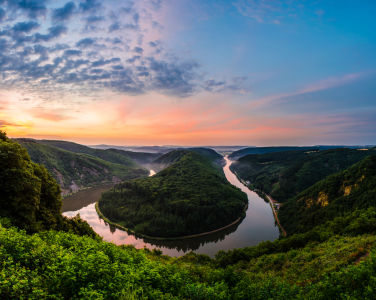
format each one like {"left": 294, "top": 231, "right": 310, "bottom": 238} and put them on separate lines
{"left": 250, "top": 72, "right": 368, "bottom": 107}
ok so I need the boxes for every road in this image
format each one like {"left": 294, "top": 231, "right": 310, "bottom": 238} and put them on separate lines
{"left": 255, "top": 189, "right": 287, "bottom": 237}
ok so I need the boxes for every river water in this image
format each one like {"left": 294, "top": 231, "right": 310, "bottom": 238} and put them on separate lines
{"left": 62, "top": 156, "right": 279, "bottom": 257}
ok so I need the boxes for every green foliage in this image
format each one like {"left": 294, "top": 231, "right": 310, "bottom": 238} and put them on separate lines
{"left": 33, "top": 139, "right": 162, "bottom": 167}
{"left": 3, "top": 134, "right": 376, "bottom": 299}
{"left": 2, "top": 214, "right": 376, "bottom": 299}
{"left": 213, "top": 207, "right": 376, "bottom": 268}
{"left": 99, "top": 151, "right": 247, "bottom": 237}
{"left": 228, "top": 146, "right": 326, "bottom": 160}
{"left": 0, "top": 131, "right": 98, "bottom": 238}
{"left": 230, "top": 148, "right": 376, "bottom": 203}
{"left": 151, "top": 148, "right": 224, "bottom": 172}
{"left": 279, "top": 154, "right": 376, "bottom": 235}
{"left": 15, "top": 139, "right": 149, "bottom": 194}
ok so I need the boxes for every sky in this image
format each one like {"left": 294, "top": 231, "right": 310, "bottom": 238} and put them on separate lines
{"left": 0, "top": 0, "right": 375, "bottom": 146}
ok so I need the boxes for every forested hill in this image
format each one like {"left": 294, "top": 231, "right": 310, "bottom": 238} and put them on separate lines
{"left": 151, "top": 148, "right": 224, "bottom": 172}
{"left": 150, "top": 149, "right": 189, "bottom": 172}
{"left": 278, "top": 154, "right": 376, "bottom": 235}
{"left": 228, "top": 146, "right": 343, "bottom": 160}
{"left": 98, "top": 151, "right": 247, "bottom": 237}
{"left": 15, "top": 139, "right": 149, "bottom": 195}
{"left": 33, "top": 139, "right": 162, "bottom": 168}
{"left": 5, "top": 129, "right": 376, "bottom": 299}
{"left": 230, "top": 148, "right": 376, "bottom": 203}
{"left": 187, "top": 147, "right": 225, "bottom": 166}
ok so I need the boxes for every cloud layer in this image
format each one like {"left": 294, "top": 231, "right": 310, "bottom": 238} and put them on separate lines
{"left": 0, "top": 0, "right": 248, "bottom": 99}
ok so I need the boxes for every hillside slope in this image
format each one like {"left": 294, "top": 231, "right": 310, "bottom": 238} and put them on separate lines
{"left": 228, "top": 146, "right": 347, "bottom": 160}
{"left": 279, "top": 154, "right": 376, "bottom": 235}
{"left": 230, "top": 148, "right": 376, "bottom": 203}
{"left": 34, "top": 139, "right": 161, "bottom": 168}
{"left": 4, "top": 130, "right": 376, "bottom": 299}
{"left": 151, "top": 148, "right": 224, "bottom": 172}
{"left": 99, "top": 150, "right": 247, "bottom": 237}
{"left": 15, "top": 139, "right": 149, "bottom": 195}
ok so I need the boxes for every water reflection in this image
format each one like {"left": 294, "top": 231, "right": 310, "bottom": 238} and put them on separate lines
{"left": 62, "top": 156, "right": 279, "bottom": 257}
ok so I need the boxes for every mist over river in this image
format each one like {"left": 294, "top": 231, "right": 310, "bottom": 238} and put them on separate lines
{"left": 62, "top": 156, "right": 279, "bottom": 257}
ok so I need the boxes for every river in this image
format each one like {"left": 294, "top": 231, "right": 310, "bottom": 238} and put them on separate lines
{"left": 62, "top": 156, "right": 279, "bottom": 257}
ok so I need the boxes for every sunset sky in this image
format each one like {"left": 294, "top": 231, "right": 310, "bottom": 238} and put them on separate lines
{"left": 1, "top": 0, "right": 375, "bottom": 146}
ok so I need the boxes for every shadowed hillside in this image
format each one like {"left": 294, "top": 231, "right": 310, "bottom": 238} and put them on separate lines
{"left": 230, "top": 148, "right": 376, "bottom": 203}
{"left": 15, "top": 139, "right": 149, "bottom": 195}
{"left": 279, "top": 154, "right": 376, "bottom": 235}
{"left": 34, "top": 139, "right": 162, "bottom": 168}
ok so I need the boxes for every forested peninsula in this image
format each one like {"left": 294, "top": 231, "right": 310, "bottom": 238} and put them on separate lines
{"left": 98, "top": 150, "right": 248, "bottom": 237}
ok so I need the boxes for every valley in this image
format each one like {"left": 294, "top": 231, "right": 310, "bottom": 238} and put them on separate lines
{"left": 2, "top": 132, "right": 376, "bottom": 299}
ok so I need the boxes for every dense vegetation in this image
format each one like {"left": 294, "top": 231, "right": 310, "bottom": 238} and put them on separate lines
{"left": 0, "top": 131, "right": 98, "bottom": 237}
{"left": 2, "top": 131, "right": 376, "bottom": 299}
{"left": 279, "top": 154, "right": 376, "bottom": 235}
{"left": 34, "top": 139, "right": 162, "bottom": 168}
{"left": 230, "top": 148, "right": 376, "bottom": 203}
{"left": 2, "top": 207, "right": 376, "bottom": 299}
{"left": 228, "top": 146, "right": 343, "bottom": 160}
{"left": 15, "top": 139, "right": 149, "bottom": 195}
{"left": 99, "top": 150, "right": 247, "bottom": 237}
{"left": 151, "top": 148, "right": 224, "bottom": 172}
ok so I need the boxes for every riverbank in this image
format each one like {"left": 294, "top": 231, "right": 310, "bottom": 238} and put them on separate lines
{"left": 254, "top": 189, "right": 287, "bottom": 236}
{"left": 95, "top": 202, "right": 248, "bottom": 241}
{"left": 63, "top": 157, "right": 279, "bottom": 257}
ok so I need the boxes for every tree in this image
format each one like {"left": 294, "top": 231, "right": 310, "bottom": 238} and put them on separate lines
{"left": 0, "top": 131, "right": 62, "bottom": 232}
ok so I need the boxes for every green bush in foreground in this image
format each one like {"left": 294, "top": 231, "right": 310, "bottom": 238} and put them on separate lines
{"left": 1, "top": 208, "right": 376, "bottom": 299}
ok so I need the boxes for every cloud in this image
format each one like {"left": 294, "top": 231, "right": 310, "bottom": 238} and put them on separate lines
{"left": 11, "top": 21, "right": 40, "bottom": 33}
{"left": 84, "top": 15, "right": 104, "bottom": 24}
{"left": 0, "top": 119, "right": 20, "bottom": 127}
{"left": 133, "top": 13, "right": 139, "bottom": 24}
{"left": 251, "top": 72, "right": 367, "bottom": 107}
{"left": 76, "top": 37, "right": 95, "bottom": 47}
{"left": 33, "top": 25, "right": 68, "bottom": 42}
{"left": 52, "top": 1, "right": 76, "bottom": 22}
{"left": 63, "top": 49, "right": 82, "bottom": 57}
{"left": 91, "top": 57, "right": 120, "bottom": 67}
{"left": 147, "top": 0, "right": 162, "bottom": 12}
{"left": 126, "top": 55, "right": 140, "bottom": 63}
{"left": 32, "top": 111, "right": 72, "bottom": 121}
{"left": 133, "top": 46, "right": 143, "bottom": 54}
{"left": 0, "top": 8, "right": 5, "bottom": 22}
{"left": 147, "top": 57, "right": 200, "bottom": 97}
{"left": 137, "top": 34, "right": 143, "bottom": 46}
{"left": 108, "top": 21, "right": 120, "bottom": 32}
{"left": 79, "top": 0, "right": 101, "bottom": 13}
{"left": 0, "top": 0, "right": 247, "bottom": 100}
{"left": 203, "top": 77, "right": 250, "bottom": 93}
{"left": 204, "top": 79, "right": 226, "bottom": 91}
{"left": 8, "top": 0, "right": 48, "bottom": 19}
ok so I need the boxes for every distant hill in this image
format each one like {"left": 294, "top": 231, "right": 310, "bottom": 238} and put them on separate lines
{"left": 34, "top": 139, "right": 162, "bottom": 168}
{"left": 98, "top": 150, "right": 247, "bottom": 237}
{"left": 15, "top": 139, "right": 149, "bottom": 195}
{"left": 150, "top": 149, "right": 189, "bottom": 172}
{"left": 90, "top": 144, "right": 176, "bottom": 154}
{"left": 228, "top": 146, "right": 345, "bottom": 160}
{"left": 279, "top": 154, "right": 376, "bottom": 235}
{"left": 230, "top": 148, "right": 376, "bottom": 203}
{"left": 151, "top": 148, "right": 224, "bottom": 172}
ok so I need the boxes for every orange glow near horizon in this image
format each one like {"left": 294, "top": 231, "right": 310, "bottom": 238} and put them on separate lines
{"left": 0, "top": 88, "right": 352, "bottom": 147}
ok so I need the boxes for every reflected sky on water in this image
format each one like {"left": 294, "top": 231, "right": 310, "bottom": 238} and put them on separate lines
{"left": 63, "top": 157, "right": 279, "bottom": 257}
